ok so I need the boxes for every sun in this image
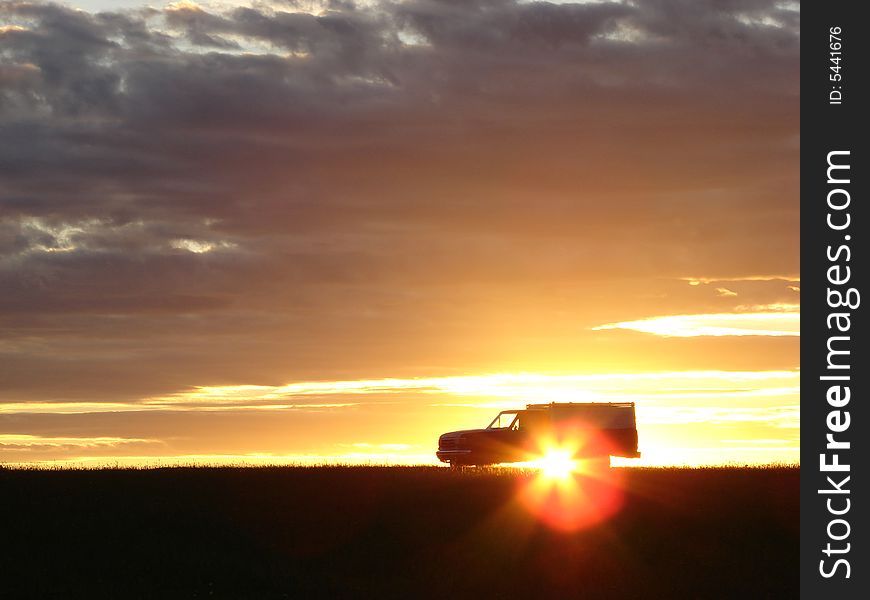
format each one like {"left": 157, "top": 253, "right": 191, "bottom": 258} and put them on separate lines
{"left": 518, "top": 444, "right": 624, "bottom": 532}
{"left": 537, "top": 448, "right": 578, "bottom": 481}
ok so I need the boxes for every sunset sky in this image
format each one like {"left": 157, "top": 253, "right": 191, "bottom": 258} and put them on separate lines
{"left": 1, "top": 0, "right": 799, "bottom": 467}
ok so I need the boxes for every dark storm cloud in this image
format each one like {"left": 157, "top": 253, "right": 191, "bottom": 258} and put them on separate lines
{"left": 0, "top": 0, "right": 799, "bottom": 401}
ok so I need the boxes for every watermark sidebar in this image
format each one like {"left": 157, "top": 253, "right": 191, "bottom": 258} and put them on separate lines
{"left": 801, "top": 1, "right": 867, "bottom": 597}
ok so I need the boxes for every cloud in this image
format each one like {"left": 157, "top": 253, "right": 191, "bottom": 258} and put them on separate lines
{"left": 0, "top": 369, "right": 798, "bottom": 414}
{"left": 0, "top": 400, "right": 361, "bottom": 414}
{"left": 0, "top": 433, "right": 155, "bottom": 445}
{"left": 1, "top": 0, "right": 799, "bottom": 404}
{"left": 593, "top": 310, "right": 799, "bottom": 337}
{"left": 638, "top": 405, "right": 799, "bottom": 428}
{"left": 0, "top": 433, "right": 161, "bottom": 452}
{"left": 683, "top": 276, "right": 800, "bottom": 285}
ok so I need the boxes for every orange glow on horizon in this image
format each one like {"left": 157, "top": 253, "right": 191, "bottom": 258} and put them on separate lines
{"left": 1, "top": 371, "right": 799, "bottom": 468}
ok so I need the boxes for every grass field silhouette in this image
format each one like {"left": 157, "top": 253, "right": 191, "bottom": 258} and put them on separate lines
{"left": 1, "top": 465, "right": 797, "bottom": 599}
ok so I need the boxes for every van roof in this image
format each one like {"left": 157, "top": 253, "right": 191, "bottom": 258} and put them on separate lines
{"left": 525, "top": 402, "right": 635, "bottom": 410}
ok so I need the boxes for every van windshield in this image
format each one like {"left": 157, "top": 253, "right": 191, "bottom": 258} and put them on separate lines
{"left": 487, "top": 411, "right": 519, "bottom": 430}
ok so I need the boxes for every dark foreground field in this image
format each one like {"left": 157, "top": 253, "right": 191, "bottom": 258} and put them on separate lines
{"left": 0, "top": 466, "right": 798, "bottom": 599}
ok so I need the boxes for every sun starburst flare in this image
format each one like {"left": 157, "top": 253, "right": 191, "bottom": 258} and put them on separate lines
{"left": 536, "top": 448, "right": 579, "bottom": 481}
{"left": 513, "top": 436, "right": 626, "bottom": 531}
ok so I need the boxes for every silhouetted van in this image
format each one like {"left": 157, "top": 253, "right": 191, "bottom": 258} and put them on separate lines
{"left": 436, "top": 402, "right": 640, "bottom": 466}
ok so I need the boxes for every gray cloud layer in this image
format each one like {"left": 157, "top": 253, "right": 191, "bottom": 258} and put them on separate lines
{"left": 1, "top": 0, "right": 799, "bottom": 403}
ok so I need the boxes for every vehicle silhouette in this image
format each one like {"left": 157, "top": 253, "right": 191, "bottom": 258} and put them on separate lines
{"left": 436, "top": 402, "right": 640, "bottom": 466}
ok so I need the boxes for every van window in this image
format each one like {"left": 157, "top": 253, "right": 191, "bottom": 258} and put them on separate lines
{"left": 488, "top": 411, "right": 519, "bottom": 430}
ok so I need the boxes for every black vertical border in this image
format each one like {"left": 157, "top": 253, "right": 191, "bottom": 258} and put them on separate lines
{"left": 801, "top": 2, "right": 867, "bottom": 597}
